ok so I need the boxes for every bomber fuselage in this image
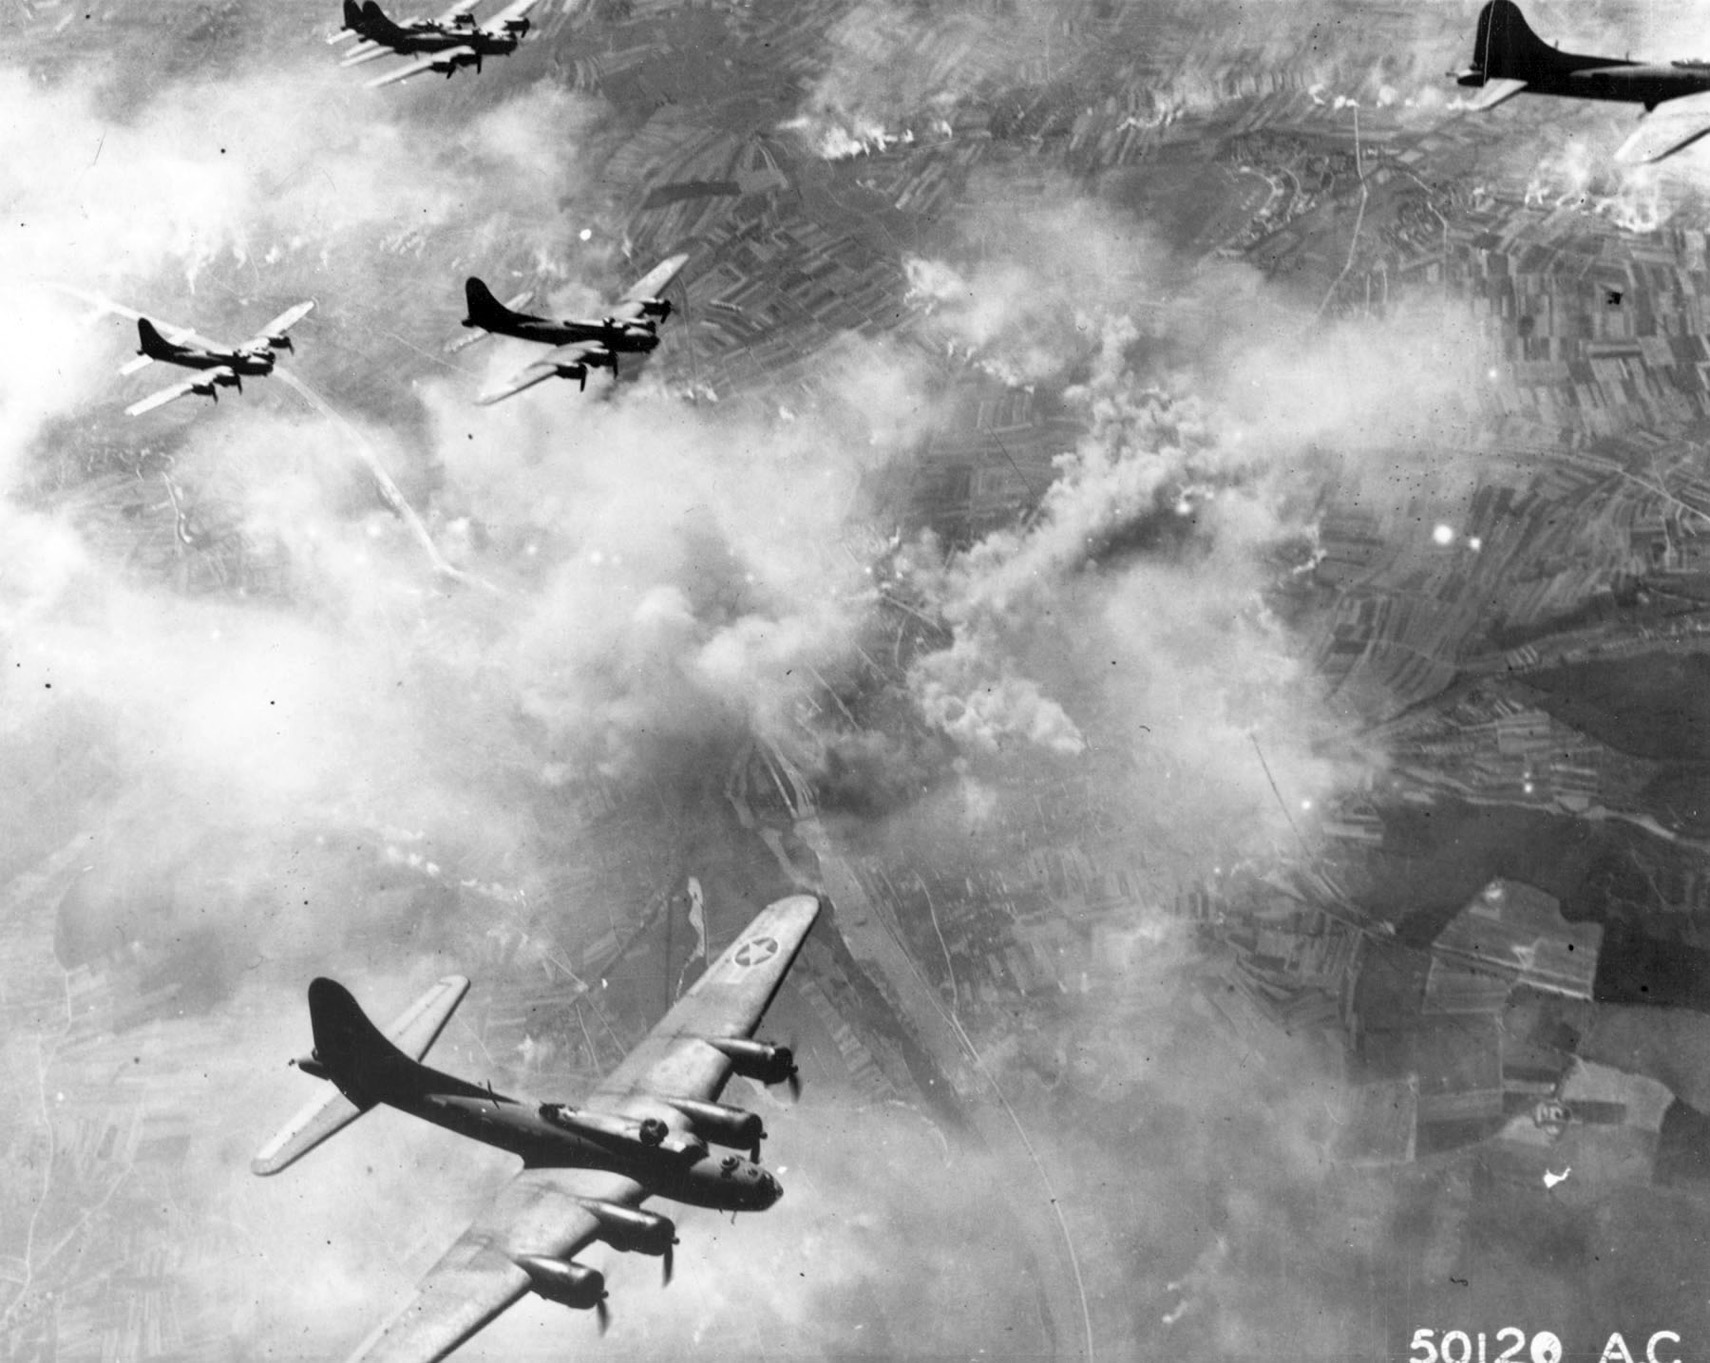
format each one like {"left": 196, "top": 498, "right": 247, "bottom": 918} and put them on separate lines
{"left": 345, "top": 1063, "right": 780, "bottom": 1212}
{"left": 484, "top": 313, "right": 661, "bottom": 355}
{"left": 1462, "top": 58, "right": 1710, "bottom": 108}
{"left": 157, "top": 345, "right": 277, "bottom": 376}
{"left": 377, "top": 26, "right": 520, "bottom": 56}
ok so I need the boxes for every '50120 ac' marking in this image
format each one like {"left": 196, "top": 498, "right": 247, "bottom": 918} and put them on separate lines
{"left": 1409, "top": 1329, "right": 1683, "bottom": 1363}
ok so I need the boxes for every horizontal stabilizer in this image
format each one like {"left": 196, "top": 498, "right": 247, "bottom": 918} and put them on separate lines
{"left": 251, "top": 1086, "right": 367, "bottom": 1177}
{"left": 252, "top": 974, "right": 469, "bottom": 1176}
{"left": 1465, "top": 76, "right": 1528, "bottom": 110}
{"left": 386, "top": 973, "right": 472, "bottom": 1059}
{"left": 477, "top": 341, "right": 603, "bottom": 404}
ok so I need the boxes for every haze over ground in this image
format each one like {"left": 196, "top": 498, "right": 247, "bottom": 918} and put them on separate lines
{"left": 8, "top": 1, "right": 1710, "bottom": 1360}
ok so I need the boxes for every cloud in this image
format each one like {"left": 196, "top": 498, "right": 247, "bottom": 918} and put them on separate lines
{"left": 5, "top": 3, "right": 1651, "bottom": 1360}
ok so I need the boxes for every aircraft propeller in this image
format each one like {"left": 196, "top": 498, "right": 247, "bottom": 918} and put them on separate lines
{"left": 595, "top": 1294, "right": 611, "bottom": 1335}
{"left": 662, "top": 1240, "right": 674, "bottom": 1287}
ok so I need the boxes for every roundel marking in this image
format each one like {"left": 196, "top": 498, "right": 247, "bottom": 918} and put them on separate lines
{"left": 733, "top": 936, "right": 780, "bottom": 968}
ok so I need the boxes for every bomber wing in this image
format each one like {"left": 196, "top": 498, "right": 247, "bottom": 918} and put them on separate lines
{"left": 591, "top": 893, "right": 820, "bottom": 1111}
{"left": 475, "top": 340, "right": 605, "bottom": 404}
{"left": 253, "top": 975, "right": 470, "bottom": 1176}
{"left": 345, "top": 1168, "right": 629, "bottom": 1363}
{"left": 605, "top": 253, "right": 690, "bottom": 323}
{"left": 367, "top": 46, "right": 476, "bottom": 86}
{"left": 1614, "top": 90, "right": 1710, "bottom": 163}
{"left": 236, "top": 300, "right": 316, "bottom": 353}
{"left": 125, "top": 367, "right": 234, "bottom": 416}
{"left": 234, "top": 300, "right": 314, "bottom": 354}
{"left": 480, "top": 0, "right": 537, "bottom": 33}
{"left": 337, "top": 895, "right": 817, "bottom": 1363}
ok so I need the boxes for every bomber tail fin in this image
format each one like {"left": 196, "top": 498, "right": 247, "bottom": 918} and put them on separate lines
{"left": 136, "top": 318, "right": 178, "bottom": 360}
{"left": 1464, "top": 0, "right": 1569, "bottom": 83}
{"left": 252, "top": 974, "right": 469, "bottom": 1175}
{"left": 308, "top": 977, "right": 421, "bottom": 1102}
{"left": 462, "top": 276, "right": 519, "bottom": 330}
{"left": 357, "top": 0, "right": 407, "bottom": 41}
{"left": 342, "top": 0, "right": 365, "bottom": 32}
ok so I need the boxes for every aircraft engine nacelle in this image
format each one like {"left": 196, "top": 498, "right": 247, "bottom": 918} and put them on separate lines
{"left": 638, "top": 298, "right": 672, "bottom": 322}
{"left": 577, "top": 1199, "right": 677, "bottom": 1257}
{"left": 503, "top": 15, "right": 529, "bottom": 34}
{"left": 264, "top": 333, "right": 295, "bottom": 352}
{"left": 552, "top": 361, "right": 589, "bottom": 391}
{"left": 659, "top": 1097, "right": 764, "bottom": 1152}
{"left": 514, "top": 1255, "right": 606, "bottom": 1311}
{"left": 705, "top": 1038, "right": 796, "bottom": 1087}
{"left": 432, "top": 50, "right": 478, "bottom": 75}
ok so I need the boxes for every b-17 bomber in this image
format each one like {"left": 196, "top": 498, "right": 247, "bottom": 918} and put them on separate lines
{"left": 1454, "top": 0, "right": 1710, "bottom": 163}
{"left": 253, "top": 894, "right": 819, "bottom": 1362}
{"left": 337, "top": 0, "right": 538, "bottom": 88}
{"left": 464, "top": 253, "right": 689, "bottom": 404}
{"left": 120, "top": 301, "right": 314, "bottom": 416}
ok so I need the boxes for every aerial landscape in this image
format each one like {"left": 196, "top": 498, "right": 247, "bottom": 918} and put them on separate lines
{"left": 9, "top": 0, "right": 1710, "bottom": 1359}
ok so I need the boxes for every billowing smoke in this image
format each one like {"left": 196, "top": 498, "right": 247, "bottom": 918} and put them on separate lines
{"left": 0, "top": 3, "right": 1616, "bottom": 1362}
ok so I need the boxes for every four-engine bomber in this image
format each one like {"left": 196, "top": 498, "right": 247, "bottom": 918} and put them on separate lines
{"left": 254, "top": 894, "right": 822, "bottom": 1363}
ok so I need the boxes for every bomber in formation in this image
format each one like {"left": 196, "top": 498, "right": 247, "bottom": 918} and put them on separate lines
{"left": 466, "top": 252, "right": 689, "bottom": 403}
{"left": 120, "top": 302, "right": 314, "bottom": 415}
{"left": 120, "top": 254, "right": 688, "bottom": 416}
{"left": 1453, "top": 0, "right": 1710, "bottom": 163}
{"left": 334, "top": 0, "right": 538, "bottom": 87}
{"left": 255, "top": 896, "right": 820, "bottom": 1362}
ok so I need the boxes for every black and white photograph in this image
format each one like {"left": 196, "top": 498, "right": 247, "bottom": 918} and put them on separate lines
{"left": 7, "top": 1, "right": 1710, "bottom": 1359}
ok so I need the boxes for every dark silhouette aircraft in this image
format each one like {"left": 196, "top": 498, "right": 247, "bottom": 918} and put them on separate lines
{"left": 464, "top": 252, "right": 689, "bottom": 404}
{"left": 339, "top": 0, "right": 537, "bottom": 87}
{"left": 254, "top": 894, "right": 819, "bottom": 1361}
{"left": 1453, "top": 0, "right": 1710, "bottom": 163}
{"left": 120, "top": 301, "right": 314, "bottom": 416}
